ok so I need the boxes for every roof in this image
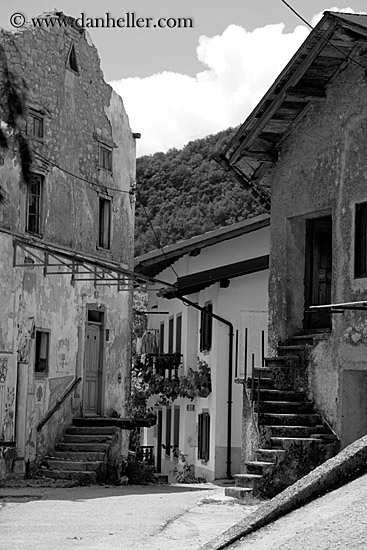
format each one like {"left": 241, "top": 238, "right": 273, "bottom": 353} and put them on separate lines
{"left": 161, "top": 254, "right": 269, "bottom": 298}
{"left": 134, "top": 213, "right": 270, "bottom": 277}
{"left": 218, "top": 12, "right": 367, "bottom": 201}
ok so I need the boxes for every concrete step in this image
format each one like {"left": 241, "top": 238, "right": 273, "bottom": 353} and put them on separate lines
{"left": 255, "top": 401, "right": 315, "bottom": 413}
{"left": 259, "top": 413, "right": 321, "bottom": 426}
{"left": 266, "top": 425, "right": 330, "bottom": 438}
{"left": 50, "top": 450, "right": 106, "bottom": 461}
{"left": 255, "top": 448, "right": 286, "bottom": 462}
{"left": 277, "top": 345, "right": 307, "bottom": 356}
{"left": 244, "top": 461, "right": 274, "bottom": 475}
{"left": 66, "top": 426, "right": 117, "bottom": 436}
{"left": 233, "top": 473, "right": 263, "bottom": 489}
{"left": 247, "top": 377, "right": 274, "bottom": 389}
{"left": 225, "top": 487, "right": 254, "bottom": 501}
{"left": 56, "top": 442, "right": 110, "bottom": 453}
{"left": 258, "top": 389, "right": 307, "bottom": 402}
{"left": 45, "top": 469, "right": 97, "bottom": 485}
{"left": 47, "top": 460, "right": 103, "bottom": 472}
{"left": 62, "top": 434, "right": 114, "bottom": 444}
{"left": 310, "top": 433, "right": 339, "bottom": 442}
{"left": 270, "top": 436, "right": 324, "bottom": 448}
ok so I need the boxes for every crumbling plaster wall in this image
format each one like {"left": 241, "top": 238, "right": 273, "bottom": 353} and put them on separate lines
{"left": 268, "top": 55, "right": 367, "bottom": 435}
{"left": 0, "top": 17, "right": 135, "bottom": 461}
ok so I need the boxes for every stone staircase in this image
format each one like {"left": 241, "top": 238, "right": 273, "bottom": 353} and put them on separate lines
{"left": 41, "top": 419, "right": 122, "bottom": 485}
{"left": 227, "top": 335, "right": 340, "bottom": 500}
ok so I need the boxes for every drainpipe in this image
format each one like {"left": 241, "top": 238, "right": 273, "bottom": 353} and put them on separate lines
{"left": 173, "top": 292, "right": 234, "bottom": 479}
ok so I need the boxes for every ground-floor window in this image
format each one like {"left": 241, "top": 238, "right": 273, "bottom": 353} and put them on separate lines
{"left": 198, "top": 411, "right": 210, "bottom": 461}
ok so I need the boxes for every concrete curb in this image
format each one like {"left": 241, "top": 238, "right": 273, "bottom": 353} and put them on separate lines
{"left": 200, "top": 434, "right": 367, "bottom": 550}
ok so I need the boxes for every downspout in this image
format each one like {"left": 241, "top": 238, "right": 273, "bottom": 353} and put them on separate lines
{"left": 173, "top": 292, "right": 234, "bottom": 479}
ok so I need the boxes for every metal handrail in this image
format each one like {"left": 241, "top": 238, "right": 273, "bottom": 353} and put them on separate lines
{"left": 36, "top": 376, "right": 82, "bottom": 432}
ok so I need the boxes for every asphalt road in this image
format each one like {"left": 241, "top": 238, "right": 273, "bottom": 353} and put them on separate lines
{"left": 230, "top": 472, "right": 367, "bottom": 550}
{"left": 0, "top": 482, "right": 256, "bottom": 550}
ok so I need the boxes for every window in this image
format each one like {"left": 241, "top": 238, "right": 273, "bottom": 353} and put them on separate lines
{"left": 173, "top": 407, "right": 180, "bottom": 453}
{"left": 67, "top": 44, "right": 79, "bottom": 73}
{"left": 198, "top": 412, "right": 210, "bottom": 462}
{"left": 355, "top": 202, "right": 367, "bottom": 278}
{"left": 98, "top": 197, "right": 111, "bottom": 249}
{"left": 99, "top": 145, "right": 112, "bottom": 172}
{"left": 26, "top": 173, "right": 43, "bottom": 235}
{"left": 176, "top": 314, "right": 182, "bottom": 354}
{"left": 200, "top": 302, "right": 212, "bottom": 352}
{"left": 165, "top": 407, "right": 172, "bottom": 456}
{"left": 27, "top": 111, "right": 43, "bottom": 139}
{"left": 168, "top": 317, "right": 174, "bottom": 353}
{"left": 35, "top": 330, "right": 50, "bottom": 375}
{"left": 159, "top": 322, "right": 165, "bottom": 353}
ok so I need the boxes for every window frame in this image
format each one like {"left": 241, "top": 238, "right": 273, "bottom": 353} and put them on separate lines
{"left": 99, "top": 144, "right": 113, "bottom": 173}
{"left": 200, "top": 302, "right": 212, "bottom": 352}
{"left": 168, "top": 316, "right": 174, "bottom": 354}
{"left": 26, "top": 173, "right": 44, "bottom": 236}
{"left": 159, "top": 322, "right": 165, "bottom": 353}
{"left": 175, "top": 313, "right": 182, "bottom": 354}
{"left": 355, "top": 202, "right": 367, "bottom": 278}
{"left": 198, "top": 411, "right": 210, "bottom": 462}
{"left": 34, "top": 329, "right": 50, "bottom": 377}
{"left": 98, "top": 196, "right": 111, "bottom": 250}
{"left": 27, "top": 110, "right": 44, "bottom": 140}
{"left": 165, "top": 407, "right": 172, "bottom": 457}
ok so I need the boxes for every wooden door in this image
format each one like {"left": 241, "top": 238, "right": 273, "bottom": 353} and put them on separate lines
{"left": 84, "top": 323, "right": 102, "bottom": 415}
{"left": 304, "top": 216, "right": 332, "bottom": 331}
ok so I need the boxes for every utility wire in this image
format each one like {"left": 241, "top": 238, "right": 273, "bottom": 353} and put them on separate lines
{"left": 136, "top": 189, "right": 179, "bottom": 279}
{"left": 280, "top": 0, "right": 367, "bottom": 72}
{"left": 29, "top": 146, "right": 179, "bottom": 280}
{"left": 30, "top": 147, "right": 134, "bottom": 195}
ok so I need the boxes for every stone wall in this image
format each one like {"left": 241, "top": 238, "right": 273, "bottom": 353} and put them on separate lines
{"left": 0, "top": 13, "right": 136, "bottom": 474}
{"left": 268, "top": 49, "right": 367, "bottom": 445}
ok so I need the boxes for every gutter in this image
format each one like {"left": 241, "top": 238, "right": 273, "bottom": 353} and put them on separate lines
{"left": 173, "top": 292, "right": 234, "bottom": 479}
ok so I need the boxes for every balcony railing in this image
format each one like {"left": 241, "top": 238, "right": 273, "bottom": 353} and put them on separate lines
{"left": 142, "top": 353, "right": 183, "bottom": 380}
{"left": 136, "top": 445, "right": 155, "bottom": 465}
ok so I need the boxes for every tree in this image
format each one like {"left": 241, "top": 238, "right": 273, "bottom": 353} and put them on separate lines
{"left": 0, "top": 33, "right": 32, "bottom": 204}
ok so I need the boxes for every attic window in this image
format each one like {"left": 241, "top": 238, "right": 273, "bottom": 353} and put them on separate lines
{"left": 67, "top": 44, "right": 79, "bottom": 73}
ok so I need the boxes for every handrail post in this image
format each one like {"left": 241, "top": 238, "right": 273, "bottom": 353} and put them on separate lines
{"left": 251, "top": 353, "right": 255, "bottom": 404}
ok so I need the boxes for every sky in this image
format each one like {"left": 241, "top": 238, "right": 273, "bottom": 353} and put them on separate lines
{"left": 1, "top": 1, "right": 367, "bottom": 156}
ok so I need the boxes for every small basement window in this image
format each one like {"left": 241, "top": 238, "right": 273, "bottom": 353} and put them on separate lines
{"left": 35, "top": 330, "right": 50, "bottom": 375}
{"left": 99, "top": 144, "right": 112, "bottom": 172}
{"left": 355, "top": 202, "right": 367, "bottom": 278}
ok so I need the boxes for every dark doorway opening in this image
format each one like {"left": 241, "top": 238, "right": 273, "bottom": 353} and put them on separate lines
{"left": 304, "top": 216, "right": 332, "bottom": 331}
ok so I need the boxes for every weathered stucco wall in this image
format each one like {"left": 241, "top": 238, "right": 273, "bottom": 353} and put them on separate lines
{"left": 268, "top": 52, "right": 367, "bottom": 443}
{"left": 0, "top": 14, "right": 135, "bottom": 473}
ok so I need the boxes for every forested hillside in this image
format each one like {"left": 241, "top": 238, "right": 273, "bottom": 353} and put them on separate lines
{"left": 135, "top": 127, "right": 264, "bottom": 256}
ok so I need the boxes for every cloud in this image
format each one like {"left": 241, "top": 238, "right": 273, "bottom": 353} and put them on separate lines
{"left": 110, "top": 22, "right": 310, "bottom": 156}
{"left": 310, "top": 6, "right": 366, "bottom": 27}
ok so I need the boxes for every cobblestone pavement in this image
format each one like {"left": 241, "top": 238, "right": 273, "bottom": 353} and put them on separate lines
{"left": 0, "top": 481, "right": 258, "bottom": 550}
{"left": 230, "top": 472, "right": 367, "bottom": 550}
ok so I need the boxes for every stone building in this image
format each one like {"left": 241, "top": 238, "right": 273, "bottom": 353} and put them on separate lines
{"left": 218, "top": 12, "right": 367, "bottom": 497}
{"left": 0, "top": 12, "right": 140, "bottom": 480}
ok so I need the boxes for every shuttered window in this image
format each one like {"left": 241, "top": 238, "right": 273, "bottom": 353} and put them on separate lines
{"left": 198, "top": 412, "right": 210, "bottom": 462}
{"left": 200, "top": 303, "right": 212, "bottom": 352}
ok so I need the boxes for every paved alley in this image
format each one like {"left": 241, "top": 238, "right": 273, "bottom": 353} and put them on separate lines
{"left": 0, "top": 482, "right": 257, "bottom": 550}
